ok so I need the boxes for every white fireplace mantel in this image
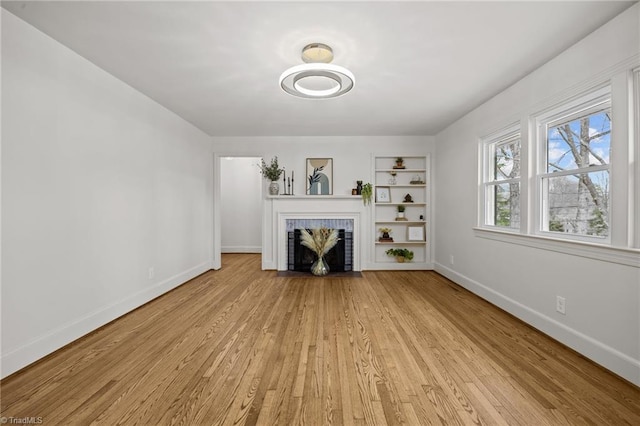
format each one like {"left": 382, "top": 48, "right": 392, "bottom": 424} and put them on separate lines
{"left": 262, "top": 197, "right": 369, "bottom": 271}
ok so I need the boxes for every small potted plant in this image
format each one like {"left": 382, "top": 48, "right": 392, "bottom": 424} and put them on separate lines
{"left": 259, "top": 156, "right": 285, "bottom": 195}
{"left": 385, "top": 248, "right": 414, "bottom": 263}
{"left": 379, "top": 227, "right": 393, "bottom": 242}
{"left": 396, "top": 204, "right": 407, "bottom": 221}
{"left": 393, "top": 157, "right": 405, "bottom": 169}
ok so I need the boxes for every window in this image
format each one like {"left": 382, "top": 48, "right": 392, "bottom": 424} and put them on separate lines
{"left": 481, "top": 127, "right": 521, "bottom": 230}
{"left": 476, "top": 76, "right": 638, "bottom": 267}
{"left": 538, "top": 90, "right": 611, "bottom": 239}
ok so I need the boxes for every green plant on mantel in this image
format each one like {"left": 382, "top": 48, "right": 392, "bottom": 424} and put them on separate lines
{"left": 259, "top": 157, "right": 284, "bottom": 181}
{"left": 361, "top": 183, "right": 373, "bottom": 205}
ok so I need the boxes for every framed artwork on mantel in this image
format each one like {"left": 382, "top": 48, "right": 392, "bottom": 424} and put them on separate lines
{"left": 306, "top": 158, "right": 333, "bottom": 195}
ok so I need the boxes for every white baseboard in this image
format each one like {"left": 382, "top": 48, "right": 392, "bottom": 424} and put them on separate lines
{"left": 1, "top": 261, "right": 212, "bottom": 379}
{"left": 221, "top": 246, "right": 262, "bottom": 253}
{"left": 434, "top": 262, "right": 640, "bottom": 387}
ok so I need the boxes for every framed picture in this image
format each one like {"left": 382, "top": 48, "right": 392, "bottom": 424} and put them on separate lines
{"left": 375, "top": 186, "right": 391, "bottom": 203}
{"left": 306, "top": 158, "right": 333, "bottom": 195}
{"left": 407, "top": 226, "right": 425, "bottom": 241}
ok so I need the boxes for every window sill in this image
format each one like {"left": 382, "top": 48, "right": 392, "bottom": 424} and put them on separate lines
{"left": 473, "top": 227, "right": 640, "bottom": 268}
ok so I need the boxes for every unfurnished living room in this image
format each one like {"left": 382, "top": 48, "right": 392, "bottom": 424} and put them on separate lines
{"left": 1, "top": 1, "right": 639, "bottom": 425}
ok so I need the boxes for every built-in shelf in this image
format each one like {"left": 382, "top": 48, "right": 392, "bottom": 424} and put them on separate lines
{"left": 376, "top": 168, "right": 426, "bottom": 173}
{"left": 371, "top": 155, "right": 431, "bottom": 270}
{"left": 379, "top": 184, "right": 426, "bottom": 188}
{"left": 374, "top": 203, "right": 426, "bottom": 206}
{"left": 375, "top": 241, "right": 425, "bottom": 245}
{"left": 375, "top": 221, "right": 426, "bottom": 225}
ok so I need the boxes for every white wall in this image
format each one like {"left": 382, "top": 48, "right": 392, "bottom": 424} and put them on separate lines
{"left": 212, "top": 136, "right": 435, "bottom": 269}
{"left": 220, "top": 157, "right": 262, "bottom": 253}
{"left": 434, "top": 4, "right": 640, "bottom": 385}
{"left": 1, "top": 10, "right": 214, "bottom": 378}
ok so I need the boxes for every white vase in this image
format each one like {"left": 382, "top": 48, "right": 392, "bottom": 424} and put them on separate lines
{"left": 269, "top": 181, "right": 279, "bottom": 195}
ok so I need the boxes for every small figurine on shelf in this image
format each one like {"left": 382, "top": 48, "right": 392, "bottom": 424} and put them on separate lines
{"left": 410, "top": 175, "right": 425, "bottom": 184}
{"left": 403, "top": 194, "right": 413, "bottom": 203}
{"left": 379, "top": 227, "right": 394, "bottom": 242}
{"left": 393, "top": 157, "right": 405, "bottom": 169}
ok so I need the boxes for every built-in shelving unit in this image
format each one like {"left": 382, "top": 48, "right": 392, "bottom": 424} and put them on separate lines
{"left": 370, "top": 155, "right": 432, "bottom": 270}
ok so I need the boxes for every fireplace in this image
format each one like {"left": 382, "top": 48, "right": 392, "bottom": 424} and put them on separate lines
{"left": 276, "top": 212, "right": 361, "bottom": 272}
{"left": 288, "top": 229, "right": 353, "bottom": 272}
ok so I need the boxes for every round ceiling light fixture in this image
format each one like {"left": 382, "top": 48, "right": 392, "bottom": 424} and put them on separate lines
{"left": 279, "top": 43, "right": 355, "bottom": 99}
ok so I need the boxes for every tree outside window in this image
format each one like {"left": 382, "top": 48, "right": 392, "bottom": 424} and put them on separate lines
{"left": 482, "top": 130, "right": 521, "bottom": 230}
{"left": 543, "top": 107, "right": 611, "bottom": 237}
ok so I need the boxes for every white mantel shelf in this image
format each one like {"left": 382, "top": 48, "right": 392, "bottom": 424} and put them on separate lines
{"left": 268, "top": 195, "right": 362, "bottom": 200}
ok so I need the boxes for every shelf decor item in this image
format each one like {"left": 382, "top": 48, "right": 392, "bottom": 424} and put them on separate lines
{"left": 396, "top": 204, "right": 407, "bottom": 221}
{"left": 299, "top": 227, "right": 339, "bottom": 276}
{"left": 361, "top": 182, "right": 373, "bottom": 205}
{"left": 407, "top": 226, "right": 425, "bottom": 241}
{"left": 393, "top": 157, "right": 405, "bottom": 169}
{"left": 306, "top": 158, "right": 333, "bottom": 195}
{"left": 259, "top": 156, "right": 285, "bottom": 195}
{"left": 375, "top": 186, "right": 391, "bottom": 203}
{"left": 388, "top": 171, "right": 397, "bottom": 185}
{"left": 385, "top": 248, "right": 414, "bottom": 263}
{"left": 410, "top": 175, "right": 425, "bottom": 184}
{"left": 379, "top": 227, "right": 393, "bottom": 242}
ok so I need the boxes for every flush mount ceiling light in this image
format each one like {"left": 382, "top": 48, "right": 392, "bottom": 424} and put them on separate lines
{"left": 279, "top": 43, "right": 355, "bottom": 99}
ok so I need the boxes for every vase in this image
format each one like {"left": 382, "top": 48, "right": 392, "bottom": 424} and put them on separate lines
{"left": 269, "top": 181, "right": 279, "bottom": 195}
{"left": 310, "top": 256, "right": 329, "bottom": 276}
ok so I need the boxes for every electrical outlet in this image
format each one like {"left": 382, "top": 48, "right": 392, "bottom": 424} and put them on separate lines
{"left": 556, "top": 296, "right": 566, "bottom": 315}
{"left": 148, "top": 267, "right": 155, "bottom": 280}
{"left": 450, "top": 255, "right": 454, "bottom": 265}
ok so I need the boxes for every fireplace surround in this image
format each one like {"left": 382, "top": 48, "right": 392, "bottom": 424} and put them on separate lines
{"left": 276, "top": 210, "right": 361, "bottom": 271}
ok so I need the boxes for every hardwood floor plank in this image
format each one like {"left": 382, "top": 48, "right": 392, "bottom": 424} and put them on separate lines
{"left": 2, "top": 254, "right": 638, "bottom": 425}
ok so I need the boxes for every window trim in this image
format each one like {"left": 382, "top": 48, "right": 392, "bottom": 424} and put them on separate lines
{"left": 633, "top": 68, "right": 640, "bottom": 249}
{"left": 474, "top": 227, "right": 640, "bottom": 268}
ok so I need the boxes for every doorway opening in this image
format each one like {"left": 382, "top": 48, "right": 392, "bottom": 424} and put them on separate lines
{"left": 219, "top": 157, "right": 262, "bottom": 255}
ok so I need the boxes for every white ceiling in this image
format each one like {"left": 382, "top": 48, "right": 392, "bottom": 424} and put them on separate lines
{"left": 2, "top": 1, "right": 635, "bottom": 137}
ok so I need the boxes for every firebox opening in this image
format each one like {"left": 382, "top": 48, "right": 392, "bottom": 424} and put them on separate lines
{"left": 288, "top": 229, "right": 353, "bottom": 273}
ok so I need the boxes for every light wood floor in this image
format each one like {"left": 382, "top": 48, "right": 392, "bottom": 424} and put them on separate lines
{"left": 1, "top": 253, "right": 638, "bottom": 425}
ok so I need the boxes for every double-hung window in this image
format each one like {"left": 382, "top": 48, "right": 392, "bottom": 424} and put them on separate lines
{"left": 481, "top": 127, "right": 521, "bottom": 230}
{"left": 537, "top": 89, "right": 611, "bottom": 240}
{"left": 477, "top": 77, "right": 638, "bottom": 266}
